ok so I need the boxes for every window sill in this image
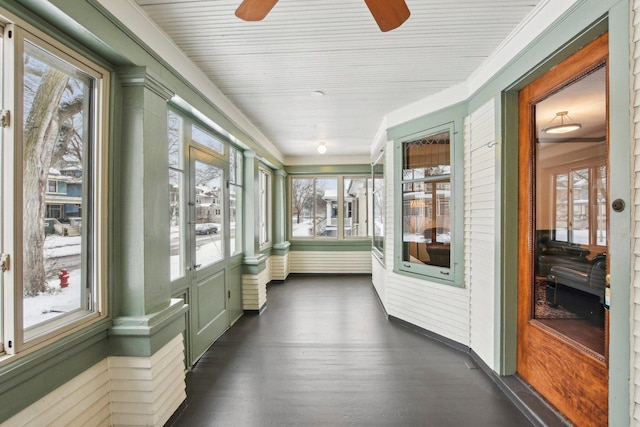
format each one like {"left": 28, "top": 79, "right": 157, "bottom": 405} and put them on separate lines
{"left": 0, "top": 317, "right": 111, "bottom": 372}
{"left": 393, "top": 265, "right": 464, "bottom": 288}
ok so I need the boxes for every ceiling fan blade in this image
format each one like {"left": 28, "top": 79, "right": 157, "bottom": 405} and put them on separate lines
{"left": 235, "top": 0, "right": 279, "bottom": 21}
{"left": 363, "top": 0, "right": 410, "bottom": 32}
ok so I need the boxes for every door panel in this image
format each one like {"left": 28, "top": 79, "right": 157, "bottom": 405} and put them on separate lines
{"left": 193, "top": 269, "right": 227, "bottom": 359}
{"left": 228, "top": 262, "right": 243, "bottom": 324}
{"left": 517, "top": 33, "right": 609, "bottom": 427}
{"left": 189, "top": 149, "right": 230, "bottom": 363}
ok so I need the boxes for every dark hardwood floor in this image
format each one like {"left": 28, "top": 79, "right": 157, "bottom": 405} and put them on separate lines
{"left": 167, "top": 274, "right": 532, "bottom": 426}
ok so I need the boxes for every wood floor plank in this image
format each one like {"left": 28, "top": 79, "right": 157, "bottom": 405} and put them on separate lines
{"left": 168, "top": 274, "right": 532, "bottom": 426}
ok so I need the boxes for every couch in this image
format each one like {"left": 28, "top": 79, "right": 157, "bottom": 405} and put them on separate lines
{"left": 545, "top": 253, "right": 607, "bottom": 325}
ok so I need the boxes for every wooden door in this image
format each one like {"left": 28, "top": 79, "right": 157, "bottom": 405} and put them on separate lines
{"left": 517, "top": 33, "right": 609, "bottom": 427}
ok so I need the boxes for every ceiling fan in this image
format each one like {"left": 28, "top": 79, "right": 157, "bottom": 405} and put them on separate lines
{"left": 235, "top": 0, "right": 411, "bottom": 32}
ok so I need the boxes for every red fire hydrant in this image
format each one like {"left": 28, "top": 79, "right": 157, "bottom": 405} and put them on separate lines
{"left": 58, "top": 269, "right": 70, "bottom": 288}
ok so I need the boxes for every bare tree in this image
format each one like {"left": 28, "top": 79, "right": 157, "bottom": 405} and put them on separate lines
{"left": 291, "top": 178, "right": 314, "bottom": 224}
{"left": 23, "top": 68, "right": 72, "bottom": 295}
{"left": 168, "top": 112, "right": 180, "bottom": 167}
{"left": 195, "top": 164, "right": 221, "bottom": 187}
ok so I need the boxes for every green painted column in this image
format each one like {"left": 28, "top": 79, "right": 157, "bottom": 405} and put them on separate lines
{"left": 110, "top": 66, "right": 187, "bottom": 356}
{"left": 241, "top": 151, "right": 269, "bottom": 310}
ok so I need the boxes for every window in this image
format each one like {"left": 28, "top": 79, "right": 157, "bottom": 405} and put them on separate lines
{"left": 372, "top": 149, "right": 385, "bottom": 257}
{"left": 553, "top": 166, "right": 607, "bottom": 246}
{"left": 46, "top": 204, "right": 62, "bottom": 219}
{"left": 168, "top": 110, "right": 185, "bottom": 281}
{"left": 343, "top": 177, "right": 369, "bottom": 238}
{"left": 1, "top": 26, "right": 109, "bottom": 353}
{"left": 291, "top": 177, "right": 337, "bottom": 238}
{"left": 397, "top": 123, "right": 460, "bottom": 283}
{"left": 229, "top": 147, "right": 243, "bottom": 256}
{"left": 290, "top": 175, "right": 370, "bottom": 239}
{"left": 168, "top": 109, "right": 243, "bottom": 269}
{"left": 192, "top": 125, "right": 224, "bottom": 155}
{"left": 259, "top": 167, "right": 272, "bottom": 247}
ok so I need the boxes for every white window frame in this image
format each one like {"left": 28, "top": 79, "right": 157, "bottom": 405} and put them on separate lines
{"left": 1, "top": 21, "right": 109, "bottom": 357}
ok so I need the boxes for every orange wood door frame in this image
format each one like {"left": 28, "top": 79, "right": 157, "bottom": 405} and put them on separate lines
{"left": 517, "top": 32, "right": 609, "bottom": 427}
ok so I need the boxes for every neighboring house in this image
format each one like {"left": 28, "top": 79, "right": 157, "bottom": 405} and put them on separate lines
{"left": 195, "top": 184, "right": 221, "bottom": 223}
{"left": 44, "top": 166, "right": 82, "bottom": 236}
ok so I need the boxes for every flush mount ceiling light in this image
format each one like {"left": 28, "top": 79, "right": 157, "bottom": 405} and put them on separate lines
{"left": 317, "top": 142, "right": 327, "bottom": 154}
{"left": 311, "top": 90, "right": 325, "bottom": 97}
{"left": 543, "top": 111, "right": 582, "bottom": 134}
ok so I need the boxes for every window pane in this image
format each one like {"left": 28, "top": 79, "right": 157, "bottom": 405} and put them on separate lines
{"left": 168, "top": 111, "right": 181, "bottom": 168}
{"left": 168, "top": 111, "right": 184, "bottom": 281}
{"left": 291, "top": 178, "right": 314, "bottom": 237}
{"left": 22, "top": 41, "right": 95, "bottom": 335}
{"left": 404, "top": 131, "right": 450, "bottom": 176}
{"left": 344, "top": 178, "right": 368, "bottom": 237}
{"left": 192, "top": 125, "right": 224, "bottom": 154}
{"left": 401, "top": 130, "right": 451, "bottom": 269}
{"left": 571, "top": 168, "right": 589, "bottom": 244}
{"left": 315, "top": 178, "right": 337, "bottom": 238}
{"left": 532, "top": 64, "right": 607, "bottom": 352}
{"left": 194, "top": 161, "right": 223, "bottom": 267}
{"left": 372, "top": 159, "right": 385, "bottom": 253}
{"left": 230, "top": 184, "right": 242, "bottom": 256}
{"left": 229, "top": 148, "right": 243, "bottom": 256}
{"left": 169, "top": 169, "right": 183, "bottom": 281}
{"left": 259, "top": 169, "right": 271, "bottom": 246}
{"left": 554, "top": 173, "right": 568, "bottom": 242}
{"left": 402, "top": 180, "right": 451, "bottom": 268}
{"left": 595, "top": 166, "right": 607, "bottom": 246}
{"left": 229, "top": 147, "right": 237, "bottom": 184}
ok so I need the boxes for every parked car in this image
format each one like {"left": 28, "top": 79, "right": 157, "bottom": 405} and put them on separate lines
{"left": 195, "top": 223, "right": 219, "bottom": 235}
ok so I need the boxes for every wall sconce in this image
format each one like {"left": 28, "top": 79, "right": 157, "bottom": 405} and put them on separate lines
{"left": 317, "top": 142, "right": 327, "bottom": 154}
{"left": 543, "top": 111, "right": 582, "bottom": 134}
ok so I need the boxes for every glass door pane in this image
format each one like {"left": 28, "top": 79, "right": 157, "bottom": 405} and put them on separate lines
{"left": 533, "top": 65, "right": 607, "bottom": 355}
{"left": 194, "top": 160, "right": 224, "bottom": 268}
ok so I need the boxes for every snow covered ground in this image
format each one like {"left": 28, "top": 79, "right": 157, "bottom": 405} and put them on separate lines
{"left": 292, "top": 220, "right": 313, "bottom": 237}
{"left": 24, "top": 236, "right": 82, "bottom": 329}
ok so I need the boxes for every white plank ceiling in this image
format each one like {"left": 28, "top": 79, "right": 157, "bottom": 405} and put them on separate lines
{"left": 134, "top": 0, "right": 542, "bottom": 160}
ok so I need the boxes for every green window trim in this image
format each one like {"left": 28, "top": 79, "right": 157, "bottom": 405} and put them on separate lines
{"left": 393, "top": 119, "right": 464, "bottom": 287}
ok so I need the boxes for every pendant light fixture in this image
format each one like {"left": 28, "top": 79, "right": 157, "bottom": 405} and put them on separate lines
{"left": 543, "top": 111, "right": 582, "bottom": 134}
